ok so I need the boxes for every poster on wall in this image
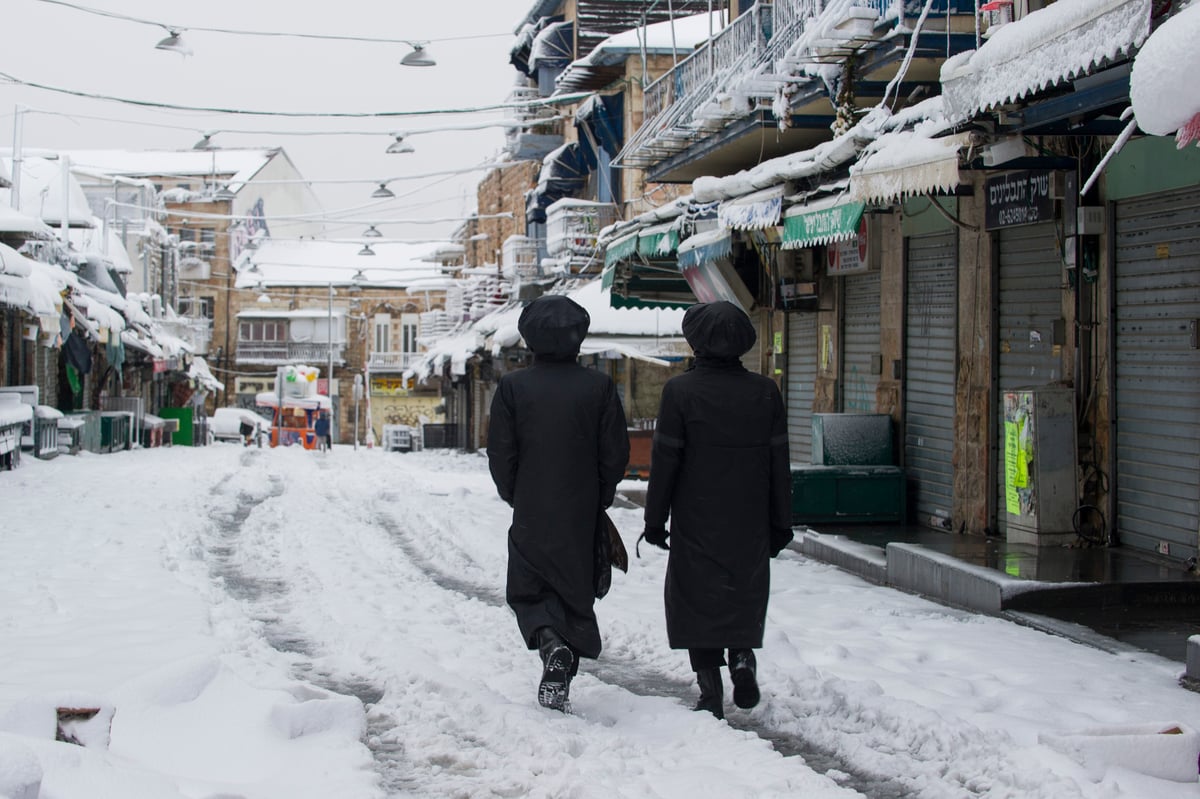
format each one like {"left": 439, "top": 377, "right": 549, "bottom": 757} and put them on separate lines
{"left": 825, "top": 216, "right": 870, "bottom": 274}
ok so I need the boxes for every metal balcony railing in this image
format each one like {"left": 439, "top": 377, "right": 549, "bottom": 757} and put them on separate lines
{"left": 368, "top": 351, "right": 418, "bottom": 371}
{"left": 236, "top": 341, "right": 346, "bottom": 365}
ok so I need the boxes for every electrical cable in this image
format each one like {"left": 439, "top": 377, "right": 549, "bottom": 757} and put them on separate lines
{"left": 0, "top": 71, "right": 593, "bottom": 119}
{"left": 33, "top": 0, "right": 510, "bottom": 44}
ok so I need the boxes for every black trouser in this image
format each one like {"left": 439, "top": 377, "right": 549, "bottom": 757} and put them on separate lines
{"left": 688, "top": 647, "right": 753, "bottom": 671}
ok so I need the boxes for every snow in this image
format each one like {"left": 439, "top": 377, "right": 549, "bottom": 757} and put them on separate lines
{"left": 1130, "top": 3, "right": 1200, "bottom": 140}
{"left": 940, "top": 0, "right": 1152, "bottom": 122}
{"left": 3, "top": 447, "right": 1199, "bottom": 798}
{"left": 568, "top": 11, "right": 726, "bottom": 69}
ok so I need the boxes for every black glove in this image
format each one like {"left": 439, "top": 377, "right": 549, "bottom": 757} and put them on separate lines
{"left": 636, "top": 525, "right": 669, "bottom": 558}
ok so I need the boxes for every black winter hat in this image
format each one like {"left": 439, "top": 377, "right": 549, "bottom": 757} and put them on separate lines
{"left": 518, "top": 295, "right": 590, "bottom": 356}
{"left": 682, "top": 301, "right": 756, "bottom": 359}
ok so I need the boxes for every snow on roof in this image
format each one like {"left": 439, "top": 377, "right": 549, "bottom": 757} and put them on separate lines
{"left": 62, "top": 148, "right": 278, "bottom": 186}
{"left": 940, "top": 0, "right": 1152, "bottom": 123}
{"left": 0, "top": 157, "right": 95, "bottom": 228}
{"left": 567, "top": 11, "right": 724, "bottom": 68}
{"left": 235, "top": 239, "right": 446, "bottom": 289}
{"left": 1130, "top": 3, "right": 1200, "bottom": 142}
{"left": 0, "top": 244, "right": 75, "bottom": 326}
{"left": 0, "top": 204, "right": 55, "bottom": 239}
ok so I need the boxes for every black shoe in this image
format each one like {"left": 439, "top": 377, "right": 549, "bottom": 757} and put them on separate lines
{"left": 536, "top": 627, "right": 574, "bottom": 712}
{"left": 729, "top": 650, "right": 759, "bottom": 709}
{"left": 693, "top": 667, "right": 724, "bottom": 719}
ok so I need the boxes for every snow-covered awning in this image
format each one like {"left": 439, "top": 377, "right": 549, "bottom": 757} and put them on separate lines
{"left": 940, "top": 0, "right": 1152, "bottom": 122}
{"left": 1130, "top": 3, "right": 1200, "bottom": 147}
{"left": 677, "top": 229, "right": 732, "bottom": 269}
{"left": 604, "top": 230, "right": 640, "bottom": 268}
{"left": 638, "top": 222, "right": 680, "bottom": 258}
{"left": 782, "top": 198, "right": 864, "bottom": 250}
{"left": 848, "top": 132, "right": 969, "bottom": 205}
{"left": 717, "top": 186, "right": 785, "bottom": 231}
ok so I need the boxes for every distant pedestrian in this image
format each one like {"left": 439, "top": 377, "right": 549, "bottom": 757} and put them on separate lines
{"left": 640, "top": 301, "right": 793, "bottom": 719}
{"left": 314, "top": 411, "right": 332, "bottom": 452}
{"left": 487, "top": 295, "right": 630, "bottom": 712}
{"left": 239, "top": 419, "right": 255, "bottom": 447}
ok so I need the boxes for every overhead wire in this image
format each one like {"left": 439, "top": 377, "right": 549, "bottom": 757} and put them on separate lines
{"left": 0, "top": 71, "right": 593, "bottom": 119}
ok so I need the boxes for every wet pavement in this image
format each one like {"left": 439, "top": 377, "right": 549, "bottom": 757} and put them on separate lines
{"left": 803, "top": 523, "right": 1200, "bottom": 664}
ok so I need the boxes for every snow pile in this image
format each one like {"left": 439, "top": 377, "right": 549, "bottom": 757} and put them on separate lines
{"left": 1130, "top": 2, "right": 1200, "bottom": 145}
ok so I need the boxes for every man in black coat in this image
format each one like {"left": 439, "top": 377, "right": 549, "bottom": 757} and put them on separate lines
{"left": 641, "top": 301, "right": 793, "bottom": 719}
{"left": 487, "top": 295, "right": 630, "bottom": 712}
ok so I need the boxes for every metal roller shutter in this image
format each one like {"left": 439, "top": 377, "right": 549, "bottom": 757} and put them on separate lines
{"left": 786, "top": 312, "right": 818, "bottom": 464}
{"left": 995, "top": 221, "right": 1064, "bottom": 535}
{"left": 1114, "top": 187, "right": 1200, "bottom": 562}
{"left": 842, "top": 270, "right": 882, "bottom": 413}
{"left": 905, "top": 231, "right": 957, "bottom": 528}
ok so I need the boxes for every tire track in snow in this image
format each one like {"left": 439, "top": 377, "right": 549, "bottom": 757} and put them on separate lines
{"left": 201, "top": 457, "right": 424, "bottom": 796}
{"left": 374, "top": 497, "right": 911, "bottom": 799}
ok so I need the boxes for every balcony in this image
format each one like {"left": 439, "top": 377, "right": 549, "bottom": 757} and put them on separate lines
{"left": 617, "top": 0, "right": 978, "bottom": 181}
{"left": 368, "top": 351, "right": 418, "bottom": 372}
{"left": 546, "top": 199, "right": 618, "bottom": 267}
{"left": 236, "top": 341, "right": 346, "bottom": 366}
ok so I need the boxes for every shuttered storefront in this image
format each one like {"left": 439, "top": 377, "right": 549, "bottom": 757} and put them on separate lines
{"left": 994, "top": 222, "right": 1065, "bottom": 535}
{"left": 904, "top": 231, "right": 957, "bottom": 528}
{"left": 786, "top": 312, "right": 818, "bottom": 465}
{"left": 1113, "top": 187, "right": 1200, "bottom": 561}
{"left": 842, "top": 270, "right": 882, "bottom": 413}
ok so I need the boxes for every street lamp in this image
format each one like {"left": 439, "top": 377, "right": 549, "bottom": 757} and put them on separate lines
{"left": 327, "top": 283, "right": 335, "bottom": 438}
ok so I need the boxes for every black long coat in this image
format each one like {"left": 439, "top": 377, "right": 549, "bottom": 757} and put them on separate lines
{"left": 488, "top": 354, "right": 629, "bottom": 659}
{"left": 644, "top": 305, "right": 793, "bottom": 650}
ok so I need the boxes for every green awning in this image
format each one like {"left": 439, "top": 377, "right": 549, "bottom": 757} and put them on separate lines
{"left": 637, "top": 223, "right": 680, "bottom": 258}
{"left": 782, "top": 201, "right": 865, "bottom": 250}
{"left": 601, "top": 261, "right": 617, "bottom": 289}
{"left": 604, "top": 230, "right": 639, "bottom": 268}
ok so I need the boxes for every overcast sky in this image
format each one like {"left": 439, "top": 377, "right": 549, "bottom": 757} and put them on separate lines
{"left": 3, "top": 0, "right": 537, "bottom": 242}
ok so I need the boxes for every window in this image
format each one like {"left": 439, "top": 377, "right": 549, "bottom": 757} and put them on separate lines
{"left": 239, "top": 320, "right": 286, "bottom": 342}
{"left": 374, "top": 314, "right": 391, "bottom": 352}
{"left": 178, "top": 296, "right": 215, "bottom": 319}
{"left": 400, "top": 313, "right": 419, "bottom": 356}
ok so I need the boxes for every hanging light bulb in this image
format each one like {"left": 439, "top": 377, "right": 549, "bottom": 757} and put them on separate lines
{"left": 358, "top": 244, "right": 376, "bottom": 256}
{"left": 400, "top": 43, "right": 436, "bottom": 67}
{"left": 386, "top": 134, "right": 415, "bottom": 154}
{"left": 193, "top": 131, "right": 217, "bottom": 150}
{"left": 362, "top": 225, "right": 383, "bottom": 238}
{"left": 256, "top": 292, "right": 271, "bottom": 305}
{"left": 155, "top": 29, "right": 192, "bottom": 56}
{"left": 371, "top": 183, "right": 395, "bottom": 199}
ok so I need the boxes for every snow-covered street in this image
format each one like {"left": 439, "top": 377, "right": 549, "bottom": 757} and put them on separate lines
{"left": 2, "top": 446, "right": 1199, "bottom": 798}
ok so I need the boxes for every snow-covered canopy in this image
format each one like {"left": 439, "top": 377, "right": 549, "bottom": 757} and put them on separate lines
{"left": 940, "top": 0, "right": 1153, "bottom": 123}
{"left": 0, "top": 205, "right": 54, "bottom": 239}
{"left": 235, "top": 239, "right": 447, "bottom": 290}
{"left": 1130, "top": 2, "right": 1200, "bottom": 146}
{"left": 0, "top": 157, "right": 95, "bottom": 228}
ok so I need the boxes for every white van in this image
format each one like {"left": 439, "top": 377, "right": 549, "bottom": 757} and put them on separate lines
{"left": 209, "top": 407, "right": 271, "bottom": 444}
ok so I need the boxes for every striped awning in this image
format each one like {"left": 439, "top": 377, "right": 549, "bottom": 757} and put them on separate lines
{"left": 638, "top": 222, "right": 681, "bottom": 258}
{"left": 603, "top": 230, "right": 640, "bottom": 268}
